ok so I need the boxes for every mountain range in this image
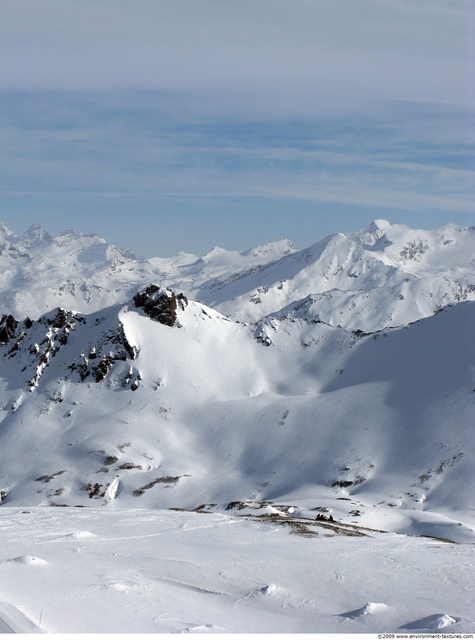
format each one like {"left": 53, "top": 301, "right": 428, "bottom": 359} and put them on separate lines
{"left": 0, "top": 218, "right": 473, "bottom": 546}
{"left": 1, "top": 218, "right": 473, "bottom": 330}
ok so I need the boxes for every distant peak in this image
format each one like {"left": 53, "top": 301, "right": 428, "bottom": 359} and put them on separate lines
{"left": 22, "top": 223, "right": 52, "bottom": 245}
{"left": 201, "top": 246, "right": 231, "bottom": 261}
{"left": 208, "top": 245, "right": 226, "bottom": 254}
{"left": 366, "top": 219, "right": 391, "bottom": 232}
{"left": 0, "top": 221, "right": 14, "bottom": 238}
{"left": 242, "top": 238, "right": 297, "bottom": 258}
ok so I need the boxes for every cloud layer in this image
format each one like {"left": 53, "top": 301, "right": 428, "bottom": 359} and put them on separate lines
{"left": 0, "top": 1, "right": 473, "bottom": 255}
{"left": 1, "top": 0, "right": 473, "bottom": 115}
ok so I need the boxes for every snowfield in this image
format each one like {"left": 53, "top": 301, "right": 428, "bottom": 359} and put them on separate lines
{"left": 0, "top": 219, "right": 474, "bottom": 633}
{"left": 0, "top": 507, "right": 473, "bottom": 634}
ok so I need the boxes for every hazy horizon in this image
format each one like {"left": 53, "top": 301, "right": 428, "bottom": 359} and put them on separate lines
{"left": 1, "top": 0, "right": 473, "bottom": 257}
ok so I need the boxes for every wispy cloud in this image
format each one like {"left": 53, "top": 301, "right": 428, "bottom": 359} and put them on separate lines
{"left": 1, "top": 92, "right": 472, "bottom": 210}
{"left": 1, "top": 0, "right": 473, "bottom": 114}
{"left": 0, "top": 1, "right": 473, "bottom": 255}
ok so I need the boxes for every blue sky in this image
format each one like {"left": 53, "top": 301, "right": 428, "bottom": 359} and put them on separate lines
{"left": 0, "top": 0, "right": 473, "bottom": 257}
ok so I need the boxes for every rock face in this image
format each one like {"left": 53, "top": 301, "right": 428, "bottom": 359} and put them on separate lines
{"left": 0, "top": 304, "right": 141, "bottom": 393}
{"left": 133, "top": 285, "right": 188, "bottom": 326}
{"left": 0, "top": 285, "right": 191, "bottom": 398}
{"left": 0, "top": 314, "right": 18, "bottom": 345}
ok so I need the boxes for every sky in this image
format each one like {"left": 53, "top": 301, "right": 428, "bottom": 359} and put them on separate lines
{"left": 0, "top": 0, "right": 474, "bottom": 257}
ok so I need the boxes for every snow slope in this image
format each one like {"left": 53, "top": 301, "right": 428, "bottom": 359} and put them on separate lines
{"left": 0, "top": 286, "right": 473, "bottom": 545}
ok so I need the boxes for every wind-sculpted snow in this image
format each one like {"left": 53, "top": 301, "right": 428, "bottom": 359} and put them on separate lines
{"left": 0, "top": 507, "right": 472, "bottom": 633}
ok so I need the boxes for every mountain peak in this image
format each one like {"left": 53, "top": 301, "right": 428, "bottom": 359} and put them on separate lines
{"left": 22, "top": 223, "right": 52, "bottom": 245}
{"left": 242, "top": 238, "right": 297, "bottom": 258}
{"left": 0, "top": 220, "right": 14, "bottom": 240}
{"left": 364, "top": 219, "right": 391, "bottom": 232}
{"left": 203, "top": 246, "right": 228, "bottom": 258}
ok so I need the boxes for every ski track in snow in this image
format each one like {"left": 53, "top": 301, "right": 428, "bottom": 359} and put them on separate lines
{"left": 0, "top": 596, "right": 43, "bottom": 634}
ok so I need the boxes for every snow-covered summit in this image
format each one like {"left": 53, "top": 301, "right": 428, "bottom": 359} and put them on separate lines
{"left": 198, "top": 220, "right": 474, "bottom": 328}
{"left": 241, "top": 237, "right": 297, "bottom": 258}
{"left": 366, "top": 218, "right": 392, "bottom": 231}
{"left": 20, "top": 223, "right": 53, "bottom": 247}
{"left": 0, "top": 221, "right": 14, "bottom": 240}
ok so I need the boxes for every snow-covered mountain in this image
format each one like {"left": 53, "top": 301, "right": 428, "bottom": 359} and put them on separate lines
{"left": 1, "top": 219, "right": 473, "bottom": 331}
{"left": 0, "top": 218, "right": 474, "bottom": 633}
{"left": 195, "top": 219, "right": 475, "bottom": 330}
{"left": 0, "top": 219, "right": 473, "bottom": 533}
{"left": 0, "top": 221, "right": 297, "bottom": 320}
{"left": 0, "top": 279, "right": 473, "bottom": 543}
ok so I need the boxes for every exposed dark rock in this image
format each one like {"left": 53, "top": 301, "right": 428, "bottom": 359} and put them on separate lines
{"left": 118, "top": 462, "right": 142, "bottom": 470}
{"left": 133, "top": 475, "right": 181, "bottom": 496}
{"left": 68, "top": 323, "right": 136, "bottom": 385}
{"left": 92, "top": 356, "right": 116, "bottom": 383}
{"left": 352, "top": 329, "right": 372, "bottom": 338}
{"left": 115, "top": 324, "right": 137, "bottom": 359}
{"left": 85, "top": 482, "right": 108, "bottom": 498}
{"left": 315, "top": 513, "right": 335, "bottom": 522}
{"left": 7, "top": 332, "right": 26, "bottom": 355}
{"left": 133, "top": 284, "right": 188, "bottom": 327}
{"left": 225, "top": 501, "right": 249, "bottom": 511}
{"left": 35, "top": 470, "right": 66, "bottom": 483}
{"left": 0, "top": 314, "right": 18, "bottom": 345}
{"left": 51, "top": 308, "right": 68, "bottom": 329}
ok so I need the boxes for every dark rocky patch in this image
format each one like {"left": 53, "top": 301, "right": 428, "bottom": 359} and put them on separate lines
{"left": 133, "top": 284, "right": 188, "bottom": 326}
{"left": 35, "top": 470, "right": 66, "bottom": 483}
{"left": 133, "top": 475, "right": 181, "bottom": 496}
{"left": 85, "top": 482, "right": 108, "bottom": 498}
{"left": 0, "top": 314, "right": 18, "bottom": 345}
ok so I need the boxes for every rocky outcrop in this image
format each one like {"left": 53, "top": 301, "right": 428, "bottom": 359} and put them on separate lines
{"left": 0, "top": 314, "right": 18, "bottom": 345}
{"left": 133, "top": 285, "right": 188, "bottom": 326}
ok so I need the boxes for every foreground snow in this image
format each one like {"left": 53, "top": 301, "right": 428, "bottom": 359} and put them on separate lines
{"left": 0, "top": 507, "right": 473, "bottom": 634}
